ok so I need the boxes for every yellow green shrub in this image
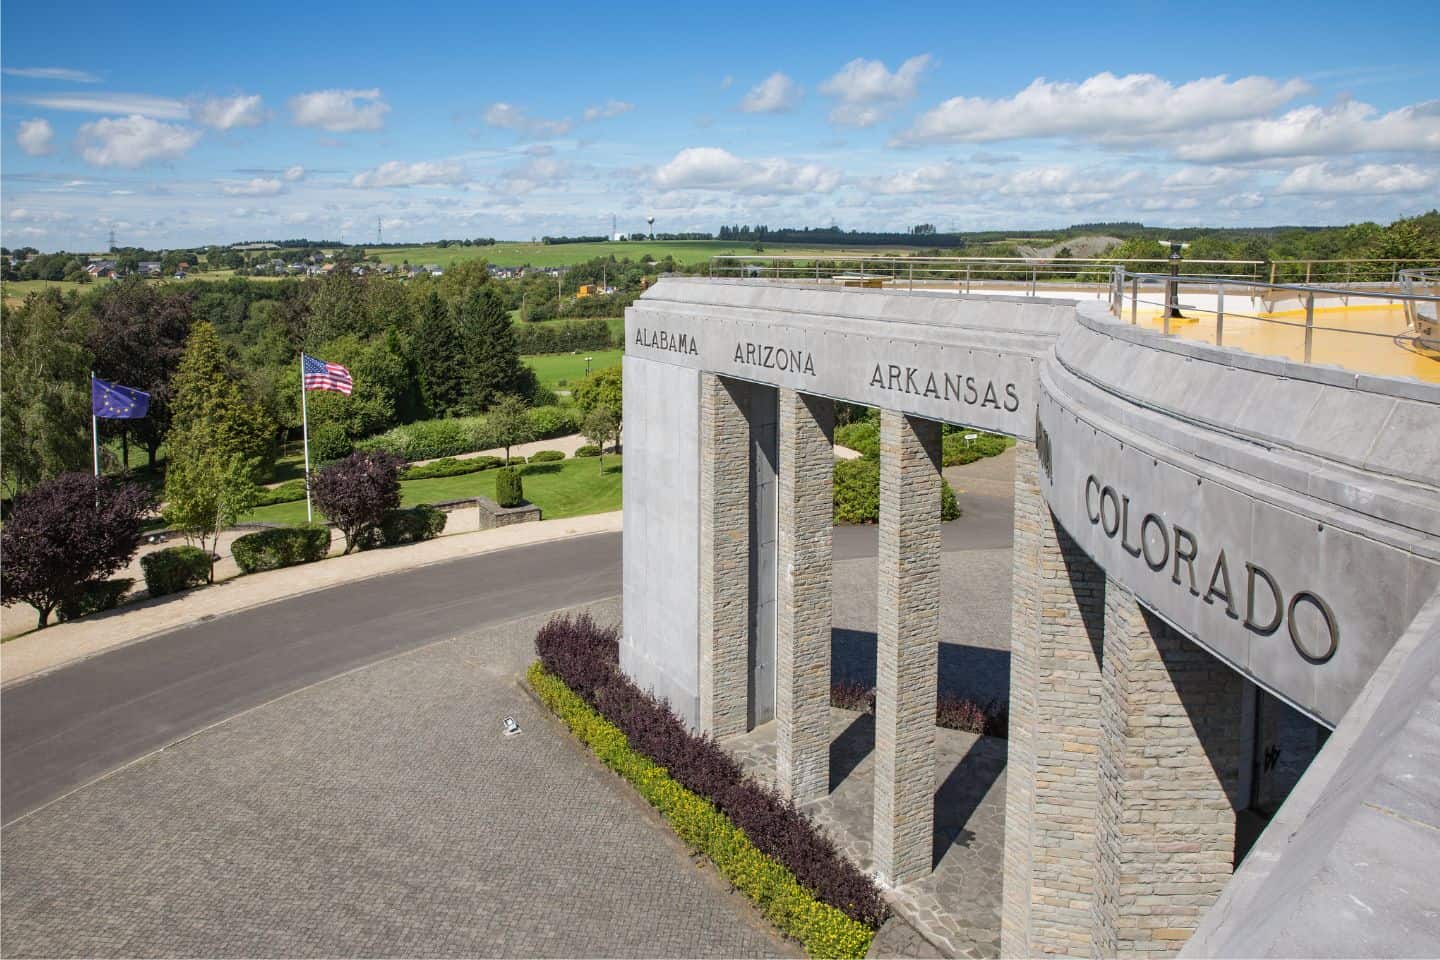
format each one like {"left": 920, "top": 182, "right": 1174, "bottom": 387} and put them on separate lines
{"left": 527, "top": 662, "right": 876, "bottom": 959}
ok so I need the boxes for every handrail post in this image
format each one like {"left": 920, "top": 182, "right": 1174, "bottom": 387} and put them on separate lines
{"left": 966, "top": 265, "right": 971, "bottom": 294}
{"left": 1269, "top": 262, "right": 1276, "bottom": 285}
{"left": 1304, "top": 290, "right": 1315, "bottom": 363}
{"left": 1131, "top": 276, "right": 1138, "bottom": 325}
{"left": 909, "top": 260, "right": 914, "bottom": 293}
{"left": 1216, "top": 282, "right": 1225, "bottom": 346}
{"left": 1305, "top": 261, "right": 1312, "bottom": 284}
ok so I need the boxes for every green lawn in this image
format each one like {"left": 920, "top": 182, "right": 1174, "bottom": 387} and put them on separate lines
{"left": 524, "top": 349, "right": 624, "bottom": 390}
{"left": 367, "top": 240, "right": 933, "bottom": 270}
{"left": 241, "top": 456, "right": 622, "bottom": 526}
{"left": 521, "top": 314, "right": 625, "bottom": 342}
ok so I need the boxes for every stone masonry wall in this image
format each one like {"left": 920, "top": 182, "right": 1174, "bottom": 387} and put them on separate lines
{"left": 1003, "top": 444, "right": 1108, "bottom": 957}
{"left": 1096, "top": 583, "right": 1244, "bottom": 956}
{"left": 776, "top": 390, "right": 834, "bottom": 803}
{"left": 699, "top": 374, "right": 751, "bottom": 737}
{"left": 873, "top": 410, "right": 943, "bottom": 887}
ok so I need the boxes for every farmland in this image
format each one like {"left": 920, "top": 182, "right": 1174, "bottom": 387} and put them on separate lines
{"left": 366, "top": 239, "right": 934, "bottom": 270}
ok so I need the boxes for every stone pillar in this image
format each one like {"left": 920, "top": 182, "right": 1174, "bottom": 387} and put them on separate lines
{"left": 1094, "top": 582, "right": 1244, "bottom": 957}
{"left": 699, "top": 373, "right": 750, "bottom": 737}
{"left": 873, "top": 409, "right": 942, "bottom": 887}
{"left": 776, "top": 390, "right": 834, "bottom": 803}
{"left": 1002, "top": 442, "right": 1108, "bottom": 957}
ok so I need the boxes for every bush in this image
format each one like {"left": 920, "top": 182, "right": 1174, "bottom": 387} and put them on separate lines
{"left": 941, "top": 431, "right": 1011, "bottom": 467}
{"left": 141, "top": 545, "right": 211, "bottom": 596}
{"left": 575, "top": 444, "right": 601, "bottom": 458}
{"left": 400, "top": 456, "right": 501, "bottom": 481}
{"left": 495, "top": 467, "right": 524, "bottom": 507}
{"left": 57, "top": 578, "right": 134, "bottom": 622}
{"left": 527, "top": 405, "right": 579, "bottom": 439}
{"left": 254, "top": 479, "right": 307, "bottom": 506}
{"left": 529, "top": 662, "right": 876, "bottom": 959}
{"left": 366, "top": 505, "right": 447, "bottom": 548}
{"left": 528, "top": 449, "right": 565, "bottom": 463}
{"left": 830, "top": 682, "right": 1008, "bottom": 738}
{"left": 232, "top": 525, "right": 330, "bottom": 573}
{"left": 310, "top": 421, "right": 353, "bottom": 464}
{"left": 534, "top": 614, "right": 886, "bottom": 932}
{"left": 833, "top": 458, "right": 961, "bottom": 523}
{"left": 512, "top": 317, "right": 613, "bottom": 354}
{"left": 834, "top": 420, "right": 879, "bottom": 460}
{"left": 833, "top": 458, "right": 880, "bottom": 524}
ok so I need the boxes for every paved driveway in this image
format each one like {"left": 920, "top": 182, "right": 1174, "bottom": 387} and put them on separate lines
{"left": 1, "top": 601, "right": 796, "bottom": 958}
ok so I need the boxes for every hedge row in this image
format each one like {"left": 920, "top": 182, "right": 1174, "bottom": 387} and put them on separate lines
{"left": 830, "top": 681, "right": 1009, "bottom": 738}
{"left": 140, "top": 545, "right": 210, "bottom": 596}
{"left": 833, "top": 458, "right": 959, "bottom": 524}
{"left": 533, "top": 614, "right": 886, "bottom": 933}
{"left": 362, "top": 505, "right": 447, "bottom": 548}
{"left": 355, "top": 406, "right": 579, "bottom": 461}
{"left": 232, "top": 526, "right": 330, "bottom": 573}
{"left": 512, "top": 317, "right": 614, "bottom": 354}
{"left": 255, "top": 479, "right": 308, "bottom": 507}
{"left": 400, "top": 456, "right": 502, "bottom": 481}
{"left": 835, "top": 416, "right": 1013, "bottom": 468}
{"left": 57, "top": 578, "right": 133, "bottom": 622}
{"left": 528, "top": 662, "right": 875, "bottom": 959}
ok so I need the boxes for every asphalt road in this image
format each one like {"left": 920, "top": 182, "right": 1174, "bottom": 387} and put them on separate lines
{"left": 2, "top": 476, "right": 1012, "bottom": 827}
{"left": 1, "top": 531, "right": 622, "bottom": 824}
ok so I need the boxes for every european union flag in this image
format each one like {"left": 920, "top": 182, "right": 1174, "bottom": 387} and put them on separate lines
{"left": 92, "top": 377, "right": 150, "bottom": 419}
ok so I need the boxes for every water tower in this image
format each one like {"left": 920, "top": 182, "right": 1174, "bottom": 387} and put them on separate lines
{"left": 646, "top": 215, "right": 655, "bottom": 240}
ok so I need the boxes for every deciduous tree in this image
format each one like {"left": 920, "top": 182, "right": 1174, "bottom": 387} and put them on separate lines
{"left": 582, "top": 406, "right": 619, "bottom": 474}
{"left": 1, "top": 473, "right": 152, "bottom": 628}
{"left": 488, "top": 395, "right": 532, "bottom": 463}
{"left": 310, "top": 451, "right": 403, "bottom": 554}
{"left": 0, "top": 294, "right": 93, "bottom": 495}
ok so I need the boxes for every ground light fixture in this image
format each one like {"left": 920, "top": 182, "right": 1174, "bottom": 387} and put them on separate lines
{"left": 503, "top": 715, "right": 521, "bottom": 737}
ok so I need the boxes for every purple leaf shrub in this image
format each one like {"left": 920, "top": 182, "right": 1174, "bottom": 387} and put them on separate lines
{"left": 309, "top": 451, "right": 404, "bottom": 554}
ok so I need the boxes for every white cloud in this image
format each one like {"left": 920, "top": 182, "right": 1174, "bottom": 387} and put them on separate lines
{"left": 193, "top": 94, "right": 267, "bottom": 130}
{"left": 1176, "top": 99, "right": 1440, "bottom": 162}
{"left": 219, "top": 177, "right": 285, "bottom": 196}
{"left": 484, "top": 102, "right": 573, "bottom": 139}
{"left": 898, "top": 72, "right": 1308, "bottom": 144}
{"left": 583, "top": 99, "right": 633, "bottom": 122}
{"left": 284, "top": 165, "right": 306, "bottom": 181}
{"left": 1161, "top": 166, "right": 1248, "bottom": 190}
{"left": 498, "top": 157, "right": 572, "bottom": 193}
{"left": 3, "top": 66, "right": 99, "bottom": 82}
{"left": 76, "top": 115, "right": 202, "bottom": 168}
{"left": 870, "top": 161, "right": 960, "bottom": 194}
{"left": 1220, "top": 192, "right": 1265, "bottom": 210}
{"left": 10, "top": 92, "right": 188, "bottom": 118}
{"left": 17, "top": 118, "right": 55, "bottom": 156}
{"left": 820, "top": 54, "right": 930, "bottom": 126}
{"left": 654, "top": 147, "right": 840, "bottom": 194}
{"left": 1277, "top": 161, "right": 1438, "bottom": 195}
{"left": 739, "top": 73, "right": 802, "bottom": 113}
{"left": 352, "top": 159, "right": 467, "bottom": 188}
{"left": 288, "top": 88, "right": 389, "bottom": 132}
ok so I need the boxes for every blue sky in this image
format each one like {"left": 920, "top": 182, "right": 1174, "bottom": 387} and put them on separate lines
{"left": 3, "top": 1, "right": 1437, "bottom": 249}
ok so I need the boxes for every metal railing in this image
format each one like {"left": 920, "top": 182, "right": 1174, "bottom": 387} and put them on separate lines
{"left": 1269, "top": 259, "right": 1438, "bottom": 286}
{"left": 708, "top": 255, "right": 1264, "bottom": 293}
{"left": 1109, "top": 268, "right": 1440, "bottom": 366}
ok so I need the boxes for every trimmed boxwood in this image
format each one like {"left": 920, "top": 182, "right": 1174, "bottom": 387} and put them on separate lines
{"left": 495, "top": 467, "right": 524, "bottom": 508}
{"left": 232, "top": 525, "right": 331, "bottom": 573}
{"left": 57, "top": 578, "right": 133, "bottom": 622}
{"left": 400, "top": 456, "right": 501, "bottom": 481}
{"left": 367, "top": 505, "right": 447, "bottom": 547}
{"left": 833, "top": 458, "right": 960, "bottom": 523}
{"left": 575, "top": 444, "right": 601, "bottom": 458}
{"left": 140, "top": 545, "right": 210, "bottom": 596}
{"left": 528, "top": 449, "right": 565, "bottom": 463}
{"left": 533, "top": 614, "right": 886, "bottom": 935}
{"left": 529, "top": 662, "right": 876, "bottom": 958}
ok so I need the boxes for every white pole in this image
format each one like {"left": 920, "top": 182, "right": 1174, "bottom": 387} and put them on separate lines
{"left": 91, "top": 372, "right": 100, "bottom": 478}
{"left": 301, "top": 354, "right": 313, "bottom": 523}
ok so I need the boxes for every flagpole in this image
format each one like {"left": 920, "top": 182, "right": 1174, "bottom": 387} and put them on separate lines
{"left": 301, "top": 354, "right": 313, "bottom": 523}
{"left": 91, "top": 372, "right": 100, "bottom": 478}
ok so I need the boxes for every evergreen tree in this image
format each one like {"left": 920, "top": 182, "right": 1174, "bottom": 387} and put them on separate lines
{"left": 415, "top": 291, "right": 468, "bottom": 417}
{"left": 455, "top": 286, "right": 532, "bottom": 411}
{"left": 166, "top": 322, "right": 273, "bottom": 481}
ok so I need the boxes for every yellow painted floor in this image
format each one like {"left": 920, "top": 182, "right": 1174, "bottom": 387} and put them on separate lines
{"left": 1136, "top": 304, "right": 1440, "bottom": 384}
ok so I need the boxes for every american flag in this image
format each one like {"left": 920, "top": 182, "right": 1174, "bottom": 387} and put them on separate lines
{"left": 302, "top": 353, "right": 353, "bottom": 395}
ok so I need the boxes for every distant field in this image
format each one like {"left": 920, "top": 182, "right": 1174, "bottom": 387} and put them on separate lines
{"left": 2, "top": 271, "right": 285, "bottom": 305}
{"left": 368, "top": 240, "right": 932, "bottom": 270}
{"left": 525, "top": 349, "right": 624, "bottom": 390}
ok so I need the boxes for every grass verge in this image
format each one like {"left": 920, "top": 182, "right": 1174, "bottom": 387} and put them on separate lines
{"left": 527, "top": 661, "right": 876, "bottom": 959}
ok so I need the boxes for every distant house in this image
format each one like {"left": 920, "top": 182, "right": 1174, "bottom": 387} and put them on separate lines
{"left": 137, "top": 261, "right": 162, "bottom": 276}
{"left": 86, "top": 260, "right": 117, "bottom": 278}
{"left": 422, "top": 264, "right": 443, "bottom": 277}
